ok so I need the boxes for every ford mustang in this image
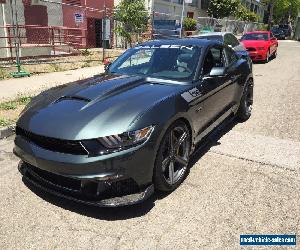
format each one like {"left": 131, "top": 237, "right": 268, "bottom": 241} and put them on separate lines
{"left": 14, "top": 39, "right": 253, "bottom": 207}
{"left": 240, "top": 31, "right": 278, "bottom": 63}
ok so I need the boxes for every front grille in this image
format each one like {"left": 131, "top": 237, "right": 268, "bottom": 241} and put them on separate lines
{"left": 16, "top": 127, "right": 87, "bottom": 155}
{"left": 28, "top": 164, "right": 81, "bottom": 191}
{"left": 24, "top": 163, "right": 141, "bottom": 201}
{"left": 246, "top": 47, "right": 256, "bottom": 51}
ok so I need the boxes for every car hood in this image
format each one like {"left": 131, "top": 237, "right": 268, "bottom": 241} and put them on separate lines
{"left": 241, "top": 40, "right": 268, "bottom": 48}
{"left": 17, "top": 74, "right": 186, "bottom": 140}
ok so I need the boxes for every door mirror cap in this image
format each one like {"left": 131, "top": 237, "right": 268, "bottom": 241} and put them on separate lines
{"left": 104, "top": 61, "right": 112, "bottom": 72}
{"left": 209, "top": 67, "right": 226, "bottom": 77}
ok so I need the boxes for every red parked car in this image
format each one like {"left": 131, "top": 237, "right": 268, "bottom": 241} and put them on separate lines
{"left": 240, "top": 31, "right": 278, "bottom": 63}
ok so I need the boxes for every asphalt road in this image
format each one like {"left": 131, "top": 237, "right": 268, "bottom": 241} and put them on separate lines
{"left": 1, "top": 40, "right": 300, "bottom": 250}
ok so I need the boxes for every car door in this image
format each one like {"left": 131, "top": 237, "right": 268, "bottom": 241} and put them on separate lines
{"left": 223, "top": 46, "right": 242, "bottom": 106}
{"left": 191, "top": 45, "right": 236, "bottom": 141}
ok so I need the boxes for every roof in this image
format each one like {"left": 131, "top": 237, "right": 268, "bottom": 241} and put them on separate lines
{"left": 190, "top": 32, "right": 230, "bottom": 38}
{"left": 244, "top": 31, "right": 270, "bottom": 34}
{"left": 140, "top": 38, "right": 218, "bottom": 47}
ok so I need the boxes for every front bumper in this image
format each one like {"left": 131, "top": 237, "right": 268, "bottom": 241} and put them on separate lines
{"left": 19, "top": 162, "right": 154, "bottom": 207}
{"left": 14, "top": 133, "right": 158, "bottom": 207}
{"left": 247, "top": 50, "right": 267, "bottom": 61}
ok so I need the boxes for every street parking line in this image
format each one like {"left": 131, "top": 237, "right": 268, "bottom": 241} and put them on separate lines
{"left": 210, "top": 131, "right": 300, "bottom": 171}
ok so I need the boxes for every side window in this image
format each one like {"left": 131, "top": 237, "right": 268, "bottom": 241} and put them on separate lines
{"left": 202, "top": 47, "right": 226, "bottom": 75}
{"left": 224, "top": 34, "right": 231, "bottom": 46}
{"left": 230, "top": 34, "right": 240, "bottom": 47}
{"left": 225, "top": 47, "right": 238, "bottom": 65}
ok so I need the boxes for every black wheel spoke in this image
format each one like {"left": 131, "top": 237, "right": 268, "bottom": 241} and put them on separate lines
{"left": 169, "top": 131, "right": 175, "bottom": 152}
{"left": 162, "top": 157, "right": 171, "bottom": 172}
{"left": 168, "top": 161, "right": 175, "bottom": 185}
{"left": 174, "top": 132, "right": 188, "bottom": 151}
{"left": 174, "top": 155, "right": 188, "bottom": 166}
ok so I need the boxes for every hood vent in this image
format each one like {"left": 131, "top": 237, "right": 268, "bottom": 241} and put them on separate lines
{"left": 55, "top": 95, "right": 91, "bottom": 103}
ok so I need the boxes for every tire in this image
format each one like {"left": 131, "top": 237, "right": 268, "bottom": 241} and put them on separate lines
{"left": 273, "top": 49, "right": 277, "bottom": 59}
{"left": 153, "top": 121, "right": 191, "bottom": 192}
{"left": 236, "top": 79, "right": 254, "bottom": 122}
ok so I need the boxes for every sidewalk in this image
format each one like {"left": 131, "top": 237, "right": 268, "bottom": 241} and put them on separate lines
{"left": 0, "top": 65, "right": 104, "bottom": 101}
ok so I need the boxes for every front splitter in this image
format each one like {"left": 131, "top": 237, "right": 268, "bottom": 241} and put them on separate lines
{"left": 19, "top": 162, "right": 155, "bottom": 207}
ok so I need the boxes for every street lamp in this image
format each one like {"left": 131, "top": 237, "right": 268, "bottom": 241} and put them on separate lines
{"left": 180, "top": 0, "right": 193, "bottom": 38}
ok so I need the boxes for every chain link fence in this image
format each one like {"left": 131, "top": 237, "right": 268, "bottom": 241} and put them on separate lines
{"left": 0, "top": 0, "right": 124, "bottom": 79}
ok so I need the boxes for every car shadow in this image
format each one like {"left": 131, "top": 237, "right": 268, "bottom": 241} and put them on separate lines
{"left": 21, "top": 116, "right": 239, "bottom": 221}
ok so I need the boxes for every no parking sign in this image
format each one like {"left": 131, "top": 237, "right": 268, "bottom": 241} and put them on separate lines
{"left": 74, "top": 13, "right": 84, "bottom": 23}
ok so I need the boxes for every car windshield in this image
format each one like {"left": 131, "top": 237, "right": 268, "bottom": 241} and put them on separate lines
{"left": 109, "top": 45, "right": 201, "bottom": 81}
{"left": 241, "top": 33, "right": 269, "bottom": 41}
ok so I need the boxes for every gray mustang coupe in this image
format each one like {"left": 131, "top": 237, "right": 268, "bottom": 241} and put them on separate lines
{"left": 14, "top": 39, "right": 253, "bottom": 207}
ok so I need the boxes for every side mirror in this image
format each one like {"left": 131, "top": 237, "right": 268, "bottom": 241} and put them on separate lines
{"left": 209, "top": 67, "right": 226, "bottom": 77}
{"left": 104, "top": 61, "right": 111, "bottom": 72}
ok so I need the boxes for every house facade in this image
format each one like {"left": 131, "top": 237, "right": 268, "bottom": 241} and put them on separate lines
{"left": 0, "top": 0, "right": 114, "bottom": 58}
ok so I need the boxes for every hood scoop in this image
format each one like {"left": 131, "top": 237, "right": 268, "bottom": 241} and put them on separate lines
{"left": 55, "top": 95, "right": 91, "bottom": 103}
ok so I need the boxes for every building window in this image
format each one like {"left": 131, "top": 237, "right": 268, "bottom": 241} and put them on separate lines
{"left": 201, "top": 0, "right": 210, "bottom": 10}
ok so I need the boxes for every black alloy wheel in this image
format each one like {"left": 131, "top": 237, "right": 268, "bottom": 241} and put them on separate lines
{"left": 154, "top": 121, "right": 191, "bottom": 191}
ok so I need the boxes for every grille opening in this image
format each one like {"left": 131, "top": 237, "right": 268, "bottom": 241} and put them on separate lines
{"left": 16, "top": 127, "right": 88, "bottom": 155}
{"left": 246, "top": 47, "right": 256, "bottom": 51}
{"left": 24, "top": 164, "right": 141, "bottom": 201}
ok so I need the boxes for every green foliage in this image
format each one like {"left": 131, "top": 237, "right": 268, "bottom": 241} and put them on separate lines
{"left": 235, "top": 5, "right": 260, "bottom": 22}
{"left": 183, "top": 17, "right": 197, "bottom": 31}
{"left": 0, "top": 68, "right": 9, "bottom": 80}
{"left": 208, "top": 0, "right": 240, "bottom": 19}
{"left": 49, "top": 63, "right": 62, "bottom": 72}
{"left": 0, "top": 96, "right": 32, "bottom": 111}
{"left": 258, "top": 24, "right": 269, "bottom": 30}
{"left": 114, "top": 0, "right": 149, "bottom": 47}
{"left": 0, "top": 118, "right": 14, "bottom": 127}
{"left": 263, "top": 0, "right": 300, "bottom": 23}
{"left": 81, "top": 62, "right": 91, "bottom": 68}
{"left": 81, "top": 48, "right": 92, "bottom": 56}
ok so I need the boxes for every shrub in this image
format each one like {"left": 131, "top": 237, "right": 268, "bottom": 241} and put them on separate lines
{"left": 183, "top": 17, "right": 197, "bottom": 31}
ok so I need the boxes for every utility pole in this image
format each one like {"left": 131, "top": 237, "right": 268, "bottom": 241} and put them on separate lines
{"left": 9, "top": 0, "right": 30, "bottom": 77}
{"left": 180, "top": 0, "right": 185, "bottom": 38}
{"left": 102, "top": 0, "right": 106, "bottom": 62}
{"left": 268, "top": 0, "right": 274, "bottom": 30}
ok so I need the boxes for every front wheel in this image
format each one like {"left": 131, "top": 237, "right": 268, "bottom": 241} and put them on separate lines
{"left": 154, "top": 121, "right": 191, "bottom": 192}
{"left": 236, "top": 79, "right": 254, "bottom": 122}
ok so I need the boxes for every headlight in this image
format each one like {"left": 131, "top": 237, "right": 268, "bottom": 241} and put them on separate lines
{"left": 98, "top": 126, "right": 154, "bottom": 149}
{"left": 257, "top": 47, "right": 265, "bottom": 50}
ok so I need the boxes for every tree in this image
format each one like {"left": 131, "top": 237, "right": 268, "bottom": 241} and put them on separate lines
{"left": 207, "top": 0, "right": 240, "bottom": 19}
{"left": 114, "top": 0, "right": 149, "bottom": 47}
{"left": 235, "top": 4, "right": 260, "bottom": 22}
{"left": 262, "top": 0, "right": 300, "bottom": 25}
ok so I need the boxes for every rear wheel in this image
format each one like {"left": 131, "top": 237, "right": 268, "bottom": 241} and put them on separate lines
{"left": 154, "top": 121, "right": 191, "bottom": 192}
{"left": 236, "top": 79, "right": 254, "bottom": 122}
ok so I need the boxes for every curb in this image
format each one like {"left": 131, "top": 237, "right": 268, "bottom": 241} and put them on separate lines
{"left": 0, "top": 125, "right": 15, "bottom": 139}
